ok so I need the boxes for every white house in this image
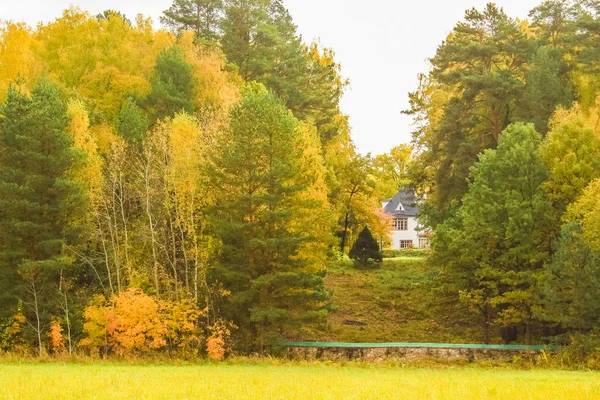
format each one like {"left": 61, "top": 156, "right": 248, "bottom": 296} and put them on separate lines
{"left": 381, "top": 188, "right": 430, "bottom": 249}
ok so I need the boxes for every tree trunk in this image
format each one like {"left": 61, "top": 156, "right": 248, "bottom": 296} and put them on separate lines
{"left": 144, "top": 162, "right": 161, "bottom": 300}
{"left": 117, "top": 172, "right": 131, "bottom": 284}
{"left": 27, "top": 278, "right": 44, "bottom": 357}
{"left": 340, "top": 212, "right": 350, "bottom": 254}
{"left": 166, "top": 202, "right": 180, "bottom": 301}
{"left": 61, "top": 290, "right": 72, "bottom": 355}
{"left": 34, "top": 283, "right": 43, "bottom": 357}
{"left": 484, "top": 304, "right": 491, "bottom": 345}
{"left": 110, "top": 184, "right": 123, "bottom": 293}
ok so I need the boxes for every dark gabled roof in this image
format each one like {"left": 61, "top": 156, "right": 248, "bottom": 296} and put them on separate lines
{"left": 383, "top": 188, "right": 419, "bottom": 217}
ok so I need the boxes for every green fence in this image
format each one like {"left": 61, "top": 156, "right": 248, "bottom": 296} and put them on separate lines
{"left": 278, "top": 341, "right": 549, "bottom": 351}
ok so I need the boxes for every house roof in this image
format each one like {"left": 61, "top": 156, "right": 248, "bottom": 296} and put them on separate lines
{"left": 383, "top": 188, "right": 419, "bottom": 217}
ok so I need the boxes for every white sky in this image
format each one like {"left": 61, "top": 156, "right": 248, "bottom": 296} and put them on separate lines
{"left": 1, "top": 0, "right": 543, "bottom": 155}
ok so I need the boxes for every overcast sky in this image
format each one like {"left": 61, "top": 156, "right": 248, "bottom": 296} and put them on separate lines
{"left": 1, "top": 0, "right": 543, "bottom": 155}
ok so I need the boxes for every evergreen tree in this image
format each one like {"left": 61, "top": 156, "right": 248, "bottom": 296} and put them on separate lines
{"left": 161, "top": 0, "right": 224, "bottom": 41}
{"left": 407, "top": 4, "right": 535, "bottom": 225}
{"left": 143, "top": 46, "right": 195, "bottom": 121}
{"left": 115, "top": 97, "right": 148, "bottom": 143}
{"left": 349, "top": 226, "right": 382, "bottom": 269}
{"left": 221, "top": 0, "right": 346, "bottom": 145}
{"left": 0, "top": 80, "right": 84, "bottom": 352}
{"left": 210, "top": 85, "right": 329, "bottom": 351}
{"left": 433, "top": 123, "right": 553, "bottom": 344}
{"left": 517, "top": 46, "right": 574, "bottom": 135}
{"left": 540, "top": 221, "right": 600, "bottom": 333}
{"left": 161, "top": 0, "right": 347, "bottom": 145}
{"left": 220, "top": 0, "right": 270, "bottom": 78}
{"left": 220, "top": 0, "right": 307, "bottom": 109}
{"left": 96, "top": 10, "right": 132, "bottom": 26}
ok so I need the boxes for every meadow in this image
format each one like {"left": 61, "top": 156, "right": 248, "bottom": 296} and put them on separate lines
{"left": 1, "top": 362, "right": 599, "bottom": 400}
{"left": 324, "top": 257, "right": 483, "bottom": 343}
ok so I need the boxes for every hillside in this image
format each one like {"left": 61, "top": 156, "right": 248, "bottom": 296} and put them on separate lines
{"left": 322, "top": 258, "right": 483, "bottom": 344}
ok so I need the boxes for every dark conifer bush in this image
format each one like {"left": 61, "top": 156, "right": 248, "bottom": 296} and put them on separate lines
{"left": 349, "top": 227, "right": 382, "bottom": 269}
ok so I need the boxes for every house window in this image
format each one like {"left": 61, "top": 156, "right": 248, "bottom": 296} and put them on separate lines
{"left": 392, "top": 217, "right": 408, "bottom": 231}
{"left": 419, "top": 238, "right": 430, "bottom": 248}
{"left": 399, "top": 240, "right": 413, "bottom": 248}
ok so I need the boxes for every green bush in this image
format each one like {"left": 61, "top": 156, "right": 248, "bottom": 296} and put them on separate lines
{"left": 381, "top": 248, "right": 430, "bottom": 258}
{"left": 547, "top": 332, "right": 600, "bottom": 370}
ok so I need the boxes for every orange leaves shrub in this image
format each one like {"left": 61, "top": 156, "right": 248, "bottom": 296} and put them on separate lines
{"left": 80, "top": 289, "right": 165, "bottom": 355}
{"left": 48, "top": 319, "right": 65, "bottom": 354}
{"left": 109, "top": 288, "right": 167, "bottom": 355}
{"left": 206, "top": 319, "right": 232, "bottom": 361}
{"left": 80, "top": 288, "right": 207, "bottom": 357}
{"left": 206, "top": 336, "right": 224, "bottom": 361}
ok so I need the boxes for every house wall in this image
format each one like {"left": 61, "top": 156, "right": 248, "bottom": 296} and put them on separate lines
{"left": 390, "top": 217, "right": 421, "bottom": 249}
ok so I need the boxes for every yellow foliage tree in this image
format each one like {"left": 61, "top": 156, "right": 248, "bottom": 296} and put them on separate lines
{"left": 292, "top": 122, "right": 333, "bottom": 271}
{"left": 109, "top": 288, "right": 167, "bottom": 355}
{"left": 66, "top": 101, "right": 105, "bottom": 199}
{"left": 373, "top": 144, "right": 412, "bottom": 199}
{"left": 79, "top": 294, "right": 112, "bottom": 356}
{"left": 0, "top": 22, "right": 41, "bottom": 100}
{"left": 567, "top": 179, "right": 600, "bottom": 251}
{"left": 161, "top": 300, "right": 205, "bottom": 352}
{"left": 166, "top": 114, "right": 205, "bottom": 300}
{"left": 36, "top": 8, "right": 174, "bottom": 121}
{"left": 540, "top": 99, "right": 600, "bottom": 212}
{"left": 326, "top": 131, "right": 387, "bottom": 253}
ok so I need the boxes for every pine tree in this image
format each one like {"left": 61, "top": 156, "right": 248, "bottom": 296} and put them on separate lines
{"left": 221, "top": 0, "right": 346, "bottom": 145}
{"left": 349, "top": 226, "right": 382, "bottom": 269}
{"left": 210, "top": 84, "right": 329, "bottom": 351}
{"left": 0, "top": 80, "right": 84, "bottom": 352}
{"left": 408, "top": 4, "right": 535, "bottom": 225}
{"left": 143, "top": 46, "right": 195, "bottom": 121}
{"left": 161, "top": 0, "right": 224, "bottom": 41}
{"left": 115, "top": 98, "right": 148, "bottom": 143}
{"left": 96, "top": 10, "right": 132, "bottom": 26}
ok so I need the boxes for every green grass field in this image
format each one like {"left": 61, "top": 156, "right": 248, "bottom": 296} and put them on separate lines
{"left": 0, "top": 362, "right": 598, "bottom": 399}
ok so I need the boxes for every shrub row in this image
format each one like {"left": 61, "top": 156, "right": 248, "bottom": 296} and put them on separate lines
{"left": 381, "top": 248, "right": 430, "bottom": 258}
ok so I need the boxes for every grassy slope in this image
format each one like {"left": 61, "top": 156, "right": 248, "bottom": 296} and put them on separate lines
{"left": 323, "top": 258, "right": 483, "bottom": 343}
{"left": 1, "top": 362, "right": 598, "bottom": 399}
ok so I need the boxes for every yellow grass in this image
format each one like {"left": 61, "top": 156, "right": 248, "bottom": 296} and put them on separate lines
{"left": 0, "top": 362, "right": 599, "bottom": 399}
